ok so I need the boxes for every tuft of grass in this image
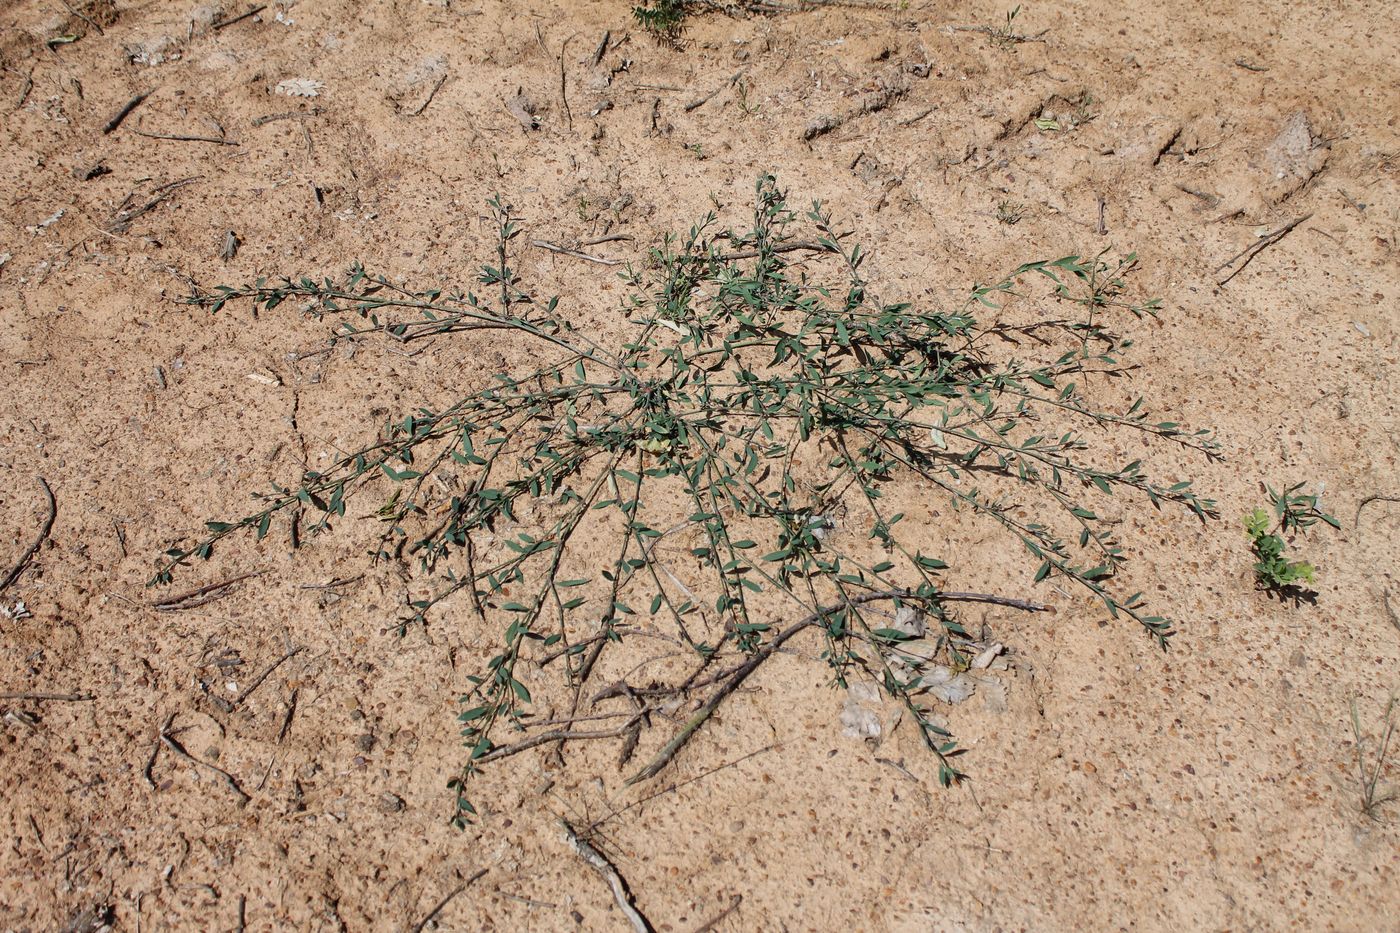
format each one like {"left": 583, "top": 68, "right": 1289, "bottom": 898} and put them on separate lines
{"left": 995, "top": 200, "right": 1026, "bottom": 225}
{"left": 735, "top": 76, "right": 760, "bottom": 117}
{"left": 1351, "top": 696, "right": 1397, "bottom": 821}
{"left": 991, "top": 5, "right": 1026, "bottom": 48}
{"left": 155, "top": 175, "right": 1218, "bottom": 827}
{"left": 633, "top": 0, "right": 817, "bottom": 42}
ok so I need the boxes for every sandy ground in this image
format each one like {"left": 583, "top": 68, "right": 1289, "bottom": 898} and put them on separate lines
{"left": 1, "top": 0, "right": 1398, "bottom": 929}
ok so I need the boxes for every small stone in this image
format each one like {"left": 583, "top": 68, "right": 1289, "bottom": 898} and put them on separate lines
{"left": 378, "top": 792, "right": 405, "bottom": 814}
{"left": 356, "top": 733, "right": 376, "bottom": 751}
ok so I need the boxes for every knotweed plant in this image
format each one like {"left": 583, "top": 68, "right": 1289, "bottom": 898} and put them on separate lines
{"left": 155, "top": 177, "right": 1218, "bottom": 826}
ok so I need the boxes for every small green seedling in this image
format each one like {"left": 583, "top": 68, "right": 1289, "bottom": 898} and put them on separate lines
{"left": 1244, "top": 482, "right": 1338, "bottom": 591}
{"left": 735, "top": 77, "right": 760, "bottom": 117}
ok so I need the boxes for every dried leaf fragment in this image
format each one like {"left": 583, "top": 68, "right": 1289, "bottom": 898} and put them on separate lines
{"left": 276, "top": 78, "right": 324, "bottom": 98}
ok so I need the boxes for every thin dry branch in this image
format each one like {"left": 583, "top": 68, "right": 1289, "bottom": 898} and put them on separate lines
{"left": 685, "top": 70, "right": 744, "bottom": 112}
{"left": 626, "top": 589, "right": 1048, "bottom": 784}
{"left": 561, "top": 820, "right": 653, "bottom": 933}
{"left": 229, "top": 645, "right": 303, "bottom": 709}
{"left": 153, "top": 570, "right": 266, "bottom": 611}
{"left": 693, "top": 895, "right": 743, "bottom": 933}
{"left": 531, "top": 240, "right": 620, "bottom": 265}
{"left": 474, "top": 713, "right": 647, "bottom": 765}
{"left": 1, "top": 477, "right": 56, "bottom": 594}
{"left": 409, "top": 868, "right": 488, "bottom": 933}
{"left": 939, "top": 590, "right": 1052, "bottom": 612}
{"left": 1216, "top": 214, "right": 1312, "bottom": 285}
{"left": 212, "top": 4, "right": 266, "bottom": 29}
{"left": 130, "top": 127, "right": 239, "bottom": 146}
{"left": 802, "top": 83, "right": 907, "bottom": 141}
{"left": 102, "top": 91, "right": 151, "bottom": 134}
{"left": 59, "top": 0, "right": 104, "bottom": 35}
{"left": 108, "top": 176, "right": 201, "bottom": 234}
{"left": 158, "top": 716, "right": 251, "bottom": 804}
{"left": 406, "top": 73, "right": 448, "bottom": 117}
{"left": 0, "top": 691, "right": 93, "bottom": 702}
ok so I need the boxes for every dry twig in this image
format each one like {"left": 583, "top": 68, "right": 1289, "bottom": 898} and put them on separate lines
{"left": 59, "top": 0, "right": 104, "bottom": 35}
{"left": 1354, "top": 494, "right": 1400, "bottom": 535}
{"left": 1, "top": 477, "right": 56, "bottom": 594}
{"left": 0, "top": 691, "right": 93, "bottom": 702}
{"left": 531, "top": 240, "right": 620, "bottom": 266}
{"left": 102, "top": 91, "right": 151, "bottom": 134}
{"left": 410, "top": 869, "right": 488, "bottom": 933}
{"left": 802, "top": 83, "right": 907, "bottom": 141}
{"left": 561, "top": 820, "right": 653, "bottom": 933}
{"left": 212, "top": 4, "right": 266, "bottom": 29}
{"left": 130, "top": 127, "right": 239, "bottom": 146}
{"left": 626, "top": 589, "right": 1047, "bottom": 785}
{"left": 693, "top": 894, "right": 743, "bottom": 933}
{"left": 685, "top": 71, "right": 743, "bottom": 112}
{"left": 1216, "top": 214, "right": 1312, "bottom": 285}
{"left": 230, "top": 645, "right": 303, "bottom": 709}
{"left": 157, "top": 715, "right": 251, "bottom": 804}
{"left": 152, "top": 570, "right": 266, "bottom": 611}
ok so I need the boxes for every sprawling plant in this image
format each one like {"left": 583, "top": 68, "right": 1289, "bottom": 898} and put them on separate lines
{"left": 155, "top": 177, "right": 1218, "bottom": 826}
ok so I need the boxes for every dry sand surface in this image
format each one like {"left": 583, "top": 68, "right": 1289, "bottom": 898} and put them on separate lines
{"left": 2, "top": 0, "right": 1398, "bottom": 929}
